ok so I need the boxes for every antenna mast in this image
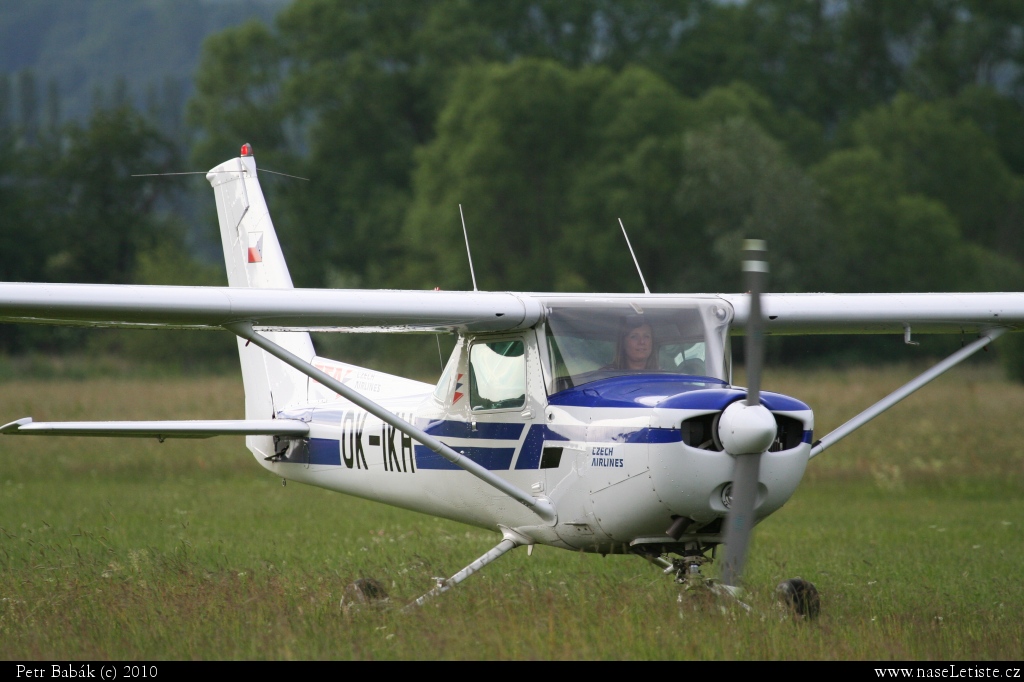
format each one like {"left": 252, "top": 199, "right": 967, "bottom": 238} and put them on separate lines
{"left": 459, "top": 204, "right": 479, "bottom": 292}
{"left": 618, "top": 218, "right": 651, "bottom": 294}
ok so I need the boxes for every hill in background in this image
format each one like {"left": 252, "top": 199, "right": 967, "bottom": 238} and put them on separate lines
{"left": 0, "top": 0, "right": 287, "bottom": 122}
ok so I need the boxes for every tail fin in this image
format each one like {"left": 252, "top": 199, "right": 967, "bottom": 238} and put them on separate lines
{"left": 207, "top": 148, "right": 314, "bottom": 448}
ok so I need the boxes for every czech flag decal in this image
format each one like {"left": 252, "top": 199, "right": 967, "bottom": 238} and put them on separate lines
{"left": 452, "top": 373, "right": 465, "bottom": 404}
{"left": 247, "top": 232, "right": 263, "bottom": 263}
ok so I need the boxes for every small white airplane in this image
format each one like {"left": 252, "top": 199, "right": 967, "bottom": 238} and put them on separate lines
{"left": 3, "top": 144, "right": 1022, "bottom": 613}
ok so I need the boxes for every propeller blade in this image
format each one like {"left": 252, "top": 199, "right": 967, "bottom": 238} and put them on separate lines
{"left": 720, "top": 447, "right": 761, "bottom": 586}
{"left": 743, "top": 239, "right": 768, "bottom": 405}
{"left": 720, "top": 239, "right": 770, "bottom": 588}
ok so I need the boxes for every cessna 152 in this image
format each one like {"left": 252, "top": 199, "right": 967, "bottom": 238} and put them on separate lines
{"left": 3, "top": 145, "right": 1023, "bottom": 612}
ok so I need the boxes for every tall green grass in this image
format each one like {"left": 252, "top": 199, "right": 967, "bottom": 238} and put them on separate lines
{"left": 0, "top": 368, "right": 1021, "bottom": 659}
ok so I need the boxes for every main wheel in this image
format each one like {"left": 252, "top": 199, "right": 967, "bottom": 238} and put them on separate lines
{"left": 776, "top": 577, "right": 820, "bottom": 619}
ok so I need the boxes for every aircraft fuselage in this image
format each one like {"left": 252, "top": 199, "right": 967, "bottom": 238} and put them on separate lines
{"left": 257, "top": 353, "right": 812, "bottom": 553}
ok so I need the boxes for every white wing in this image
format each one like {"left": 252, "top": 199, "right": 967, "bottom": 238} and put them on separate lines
{"left": 0, "top": 283, "right": 543, "bottom": 333}
{"left": 2, "top": 285, "right": 1023, "bottom": 335}
{"left": 721, "top": 292, "right": 1024, "bottom": 335}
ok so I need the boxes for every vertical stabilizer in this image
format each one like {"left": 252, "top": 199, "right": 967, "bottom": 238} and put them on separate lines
{"left": 206, "top": 148, "right": 314, "bottom": 458}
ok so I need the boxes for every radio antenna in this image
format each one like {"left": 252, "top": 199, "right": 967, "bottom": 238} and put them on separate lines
{"left": 618, "top": 218, "right": 651, "bottom": 294}
{"left": 131, "top": 169, "right": 309, "bottom": 181}
{"left": 459, "top": 204, "right": 479, "bottom": 292}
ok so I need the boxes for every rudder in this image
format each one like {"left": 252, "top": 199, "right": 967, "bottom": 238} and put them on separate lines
{"left": 207, "top": 146, "right": 314, "bottom": 458}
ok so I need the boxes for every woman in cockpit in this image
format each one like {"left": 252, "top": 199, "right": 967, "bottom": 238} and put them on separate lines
{"left": 609, "top": 317, "right": 659, "bottom": 371}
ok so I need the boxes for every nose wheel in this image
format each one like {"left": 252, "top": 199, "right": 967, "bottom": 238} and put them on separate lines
{"left": 637, "top": 545, "right": 820, "bottom": 618}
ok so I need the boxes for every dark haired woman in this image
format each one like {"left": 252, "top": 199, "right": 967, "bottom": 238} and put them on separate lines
{"left": 612, "top": 321, "right": 657, "bottom": 370}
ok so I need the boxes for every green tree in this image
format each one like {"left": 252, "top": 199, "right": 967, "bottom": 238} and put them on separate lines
{"left": 184, "top": 1, "right": 1024, "bottom": 302}
{"left": 561, "top": 66, "right": 692, "bottom": 293}
{"left": 897, "top": 0, "right": 1024, "bottom": 100}
{"left": 952, "top": 86, "right": 1024, "bottom": 176}
{"left": 673, "top": 117, "right": 831, "bottom": 293}
{"left": 43, "top": 105, "right": 179, "bottom": 284}
{"left": 403, "top": 60, "right": 829, "bottom": 296}
{"left": 845, "top": 94, "right": 1024, "bottom": 259}
{"left": 0, "top": 91, "right": 186, "bottom": 352}
{"left": 684, "top": 81, "right": 825, "bottom": 167}
{"left": 188, "top": 20, "right": 288, "bottom": 167}
{"left": 563, "top": 76, "right": 828, "bottom": 294}
{"left": 812, "top": 146, "right": 1023, "bottom": 292}
{"left": 404, "top": 59, "right": 610, "bottom": 292}
{"left": 0, "top": 75, "right": 42, "bottom": 285}
{"left": 186, "top": 1, "right": 742, "bottom": 288}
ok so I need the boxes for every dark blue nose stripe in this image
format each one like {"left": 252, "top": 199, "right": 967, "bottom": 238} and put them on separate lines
{"left": 546, "top": 375, "right": 809, "bottom": 411}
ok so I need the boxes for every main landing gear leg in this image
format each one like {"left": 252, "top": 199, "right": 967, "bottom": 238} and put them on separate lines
{"left": 410, "top": 538, "right": 519, "bottom": 608}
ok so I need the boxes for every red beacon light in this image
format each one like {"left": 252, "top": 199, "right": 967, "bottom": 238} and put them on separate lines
{"left": 240, "top": 143, "right": 253, "bottom": 157}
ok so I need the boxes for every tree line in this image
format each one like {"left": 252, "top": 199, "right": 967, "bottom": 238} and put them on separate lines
{"left": 4, "top": 0, "right": 1024, "bottom": 371}
{"left": 0, "top": 73, "right": 229, "bottom": 362}
{"left": 187, "top": 0, "right": 1024, "bottom": 298}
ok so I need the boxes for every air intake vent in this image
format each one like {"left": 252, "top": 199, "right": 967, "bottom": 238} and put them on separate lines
{"left": 770, "top": 415, "right": 804, "bottom": 452}
{"left": 681, "top": 412, "right": 804, "bottom": 452}
{"left": 679, "top": 413, "right": 723, "bottom": 451}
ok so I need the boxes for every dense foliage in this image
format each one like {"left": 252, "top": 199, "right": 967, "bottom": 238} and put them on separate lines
{"left": 5, "top": 0, "right": 1024, "bottom": 368}
{"left": 186, "top": 0, "right": 1024, "bottom": 296}
{"left": 0, "top": 75, "right": 231, "bottom": 362}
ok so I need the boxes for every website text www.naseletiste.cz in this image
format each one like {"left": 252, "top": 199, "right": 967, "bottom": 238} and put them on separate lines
{"left": 876, "top": 668, "right": 1020, "bottom": 679}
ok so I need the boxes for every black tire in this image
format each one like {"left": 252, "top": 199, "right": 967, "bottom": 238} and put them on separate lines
{"left": 776, "top": 577, "right": 820, "bottom": 619}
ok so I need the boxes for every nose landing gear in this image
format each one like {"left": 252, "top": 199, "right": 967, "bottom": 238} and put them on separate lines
{"left": 636, "top": 543, "right": 820, "bottom": 618}
{"left": 670, "top": 545, "right": 712, "bottom": 590}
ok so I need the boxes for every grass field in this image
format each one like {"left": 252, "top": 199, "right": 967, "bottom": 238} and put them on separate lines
{"left": 1, "top": 366, "right": 1022, "bottom": 660}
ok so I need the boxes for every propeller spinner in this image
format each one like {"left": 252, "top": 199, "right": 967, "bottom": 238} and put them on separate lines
{"left": 719, "top": 239, "right": 773, "bottom": 588}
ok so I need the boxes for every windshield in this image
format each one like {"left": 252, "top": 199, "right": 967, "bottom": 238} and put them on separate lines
{"left": 539, "top": 297, "right": 731, "bottom": 394}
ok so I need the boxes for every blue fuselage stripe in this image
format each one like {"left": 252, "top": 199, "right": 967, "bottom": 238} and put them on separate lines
{"left": 306, "top": 422, "right": 688, "bottom": 470}
{"left": 419, "top": 420, "right": 525, "bottom": 440}
{"left": 514, "top": 424, "right": 547, "bottom": 469}
{"left": 414, "top": 445, "right": 516, "bottom": 470}
{"left": 309, "top": 438, "right": 340, "bottom": 466}
{"left": 306, "top": 422, "right": 802, "bottom": 470}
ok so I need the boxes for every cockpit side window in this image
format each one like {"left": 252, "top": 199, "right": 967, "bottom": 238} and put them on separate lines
{"left": 469, "top": 339, "right": 526, "bottom": 411}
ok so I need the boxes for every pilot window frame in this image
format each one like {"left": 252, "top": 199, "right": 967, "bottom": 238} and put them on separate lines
{"left": 467, "top": 336, "right": 528, "bottom": 413}
{"left": 431, "top": 339, "right": 461, "bottom": 405}
{"left": 538, "top": 298, "right": 728, "bottom": 395}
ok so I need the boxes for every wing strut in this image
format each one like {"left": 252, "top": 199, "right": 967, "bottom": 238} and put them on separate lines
{"left": 225, "top": 322, "right": 557, "bottom": 525}
{"left": 810, "top": 327, "right": 1007, "bottom": 458}
{"left": 410, "top": 537, "right": 519, "bottom": 608}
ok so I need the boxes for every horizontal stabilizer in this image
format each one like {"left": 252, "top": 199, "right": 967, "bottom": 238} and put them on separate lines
{"left": 0, "top": 417, "right": 309, "bottom": 439}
